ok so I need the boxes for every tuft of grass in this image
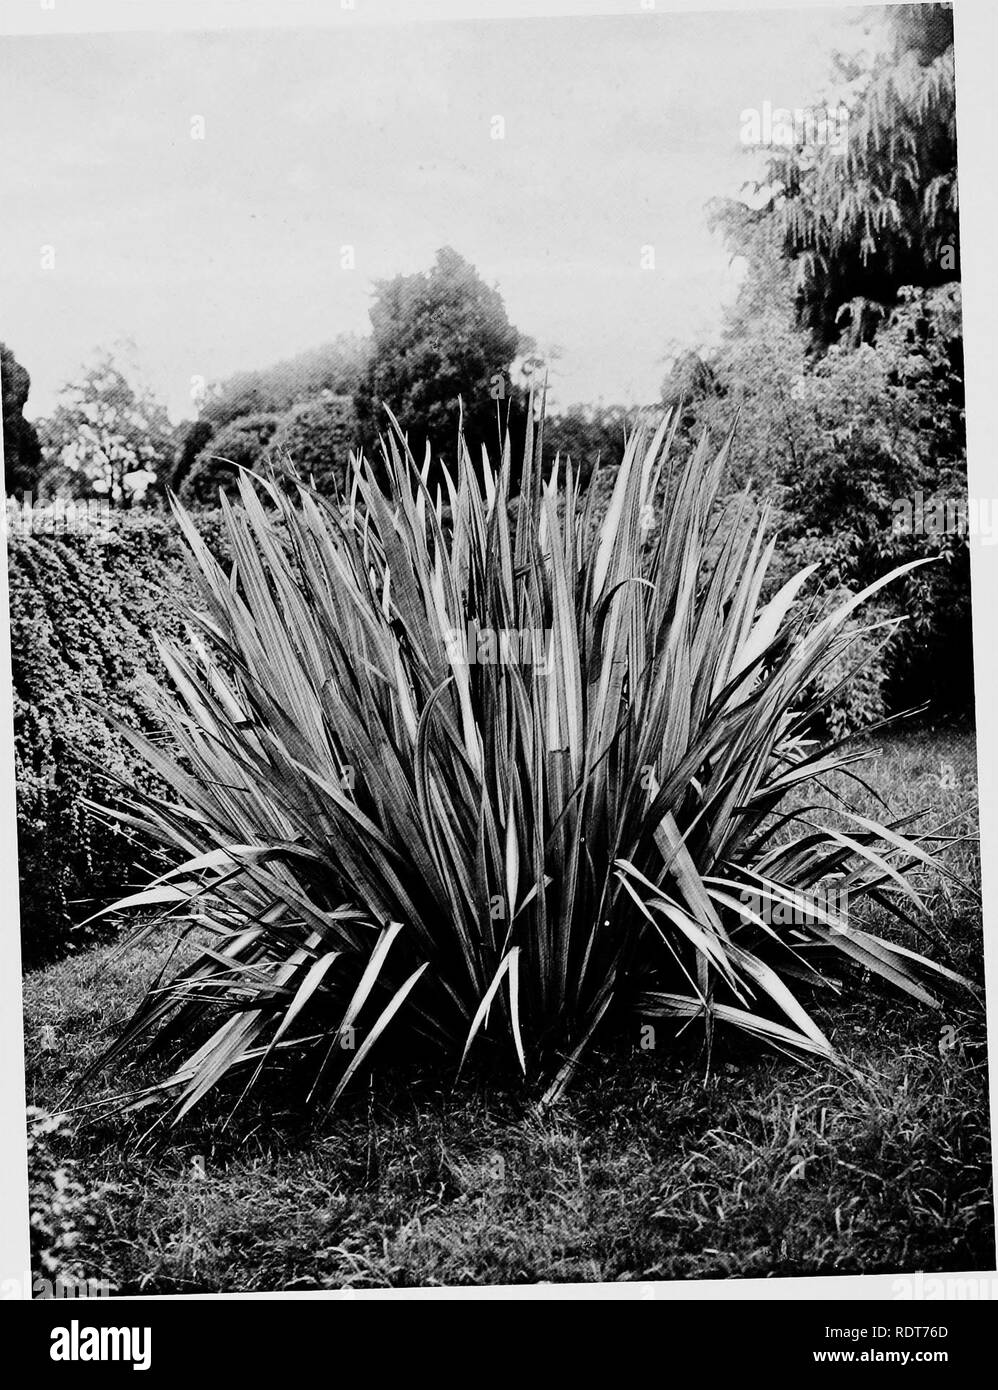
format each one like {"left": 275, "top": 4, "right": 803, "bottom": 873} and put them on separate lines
{"left": 82, "top": 406, "right": 976, "bottom": 1120}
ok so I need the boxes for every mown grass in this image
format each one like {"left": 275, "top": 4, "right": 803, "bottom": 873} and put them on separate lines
{"left": 22, "top": 725, "right": 992, "bottom": 1292}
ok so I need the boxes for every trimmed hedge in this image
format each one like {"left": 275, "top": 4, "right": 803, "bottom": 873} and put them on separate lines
{"left": 8, "top": 509, "right": 229, "bottom": 966}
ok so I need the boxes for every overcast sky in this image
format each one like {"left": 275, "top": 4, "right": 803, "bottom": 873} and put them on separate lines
{"left": 0, "top": 5, "right": 870, "bottom": 421}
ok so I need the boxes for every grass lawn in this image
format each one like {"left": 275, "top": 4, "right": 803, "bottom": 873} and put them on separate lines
{"left": 22, "top": 724, "right": 993, "bottom": 1292}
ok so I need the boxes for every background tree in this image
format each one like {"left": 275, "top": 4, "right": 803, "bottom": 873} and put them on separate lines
{"left": 2, "top": 341, "right": 43, "bottom": 498}
{"left": 744, "top": 3, "right": 957, "bottom": 347}
{"left": 199, "top": 334, "right": 369, "bottom": 432}
{"left": 660, "top": 3, "right": 967, "bottom": 730}
{"left": 38, "top": 351, "right": 174, "bottom": 505}
{"left": 356, "top": 246, "right": 522, "bottom": 472}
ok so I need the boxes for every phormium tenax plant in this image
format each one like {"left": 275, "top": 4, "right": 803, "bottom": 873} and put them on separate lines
{"left": 78, "top": 402, "right": 975, "bottom": 1123}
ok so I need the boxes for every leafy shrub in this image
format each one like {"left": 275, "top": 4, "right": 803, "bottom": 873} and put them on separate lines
{"left": 664, "top": 285, "right": 970, "bottom": 728}
{"left": 542, "top": 404, "right": 629, "bottom": 487}
{"left": 271, "top": 395, "right": 357, "bottom": 495}
{"left": 178, "top": 398, "right": 359, "bottom": 505}
{"left": 27, "top": 1107, "right": 107, "bottom": 1297}
{"left": 181, "top": 414, "right": 283, "bottom": 506}
{"left": 169, "top": 419, "right": 214, "bottom": 495}
{"left": 8, "top": 509, "right": 229, "bottom": 964}
{"left": 90, "top": 408, "right": 969, "bottom": 1121}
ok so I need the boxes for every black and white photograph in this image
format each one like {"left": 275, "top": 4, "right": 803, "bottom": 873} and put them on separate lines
{"left": 0, "top": 0, "right": 995, "bottom": 1322}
